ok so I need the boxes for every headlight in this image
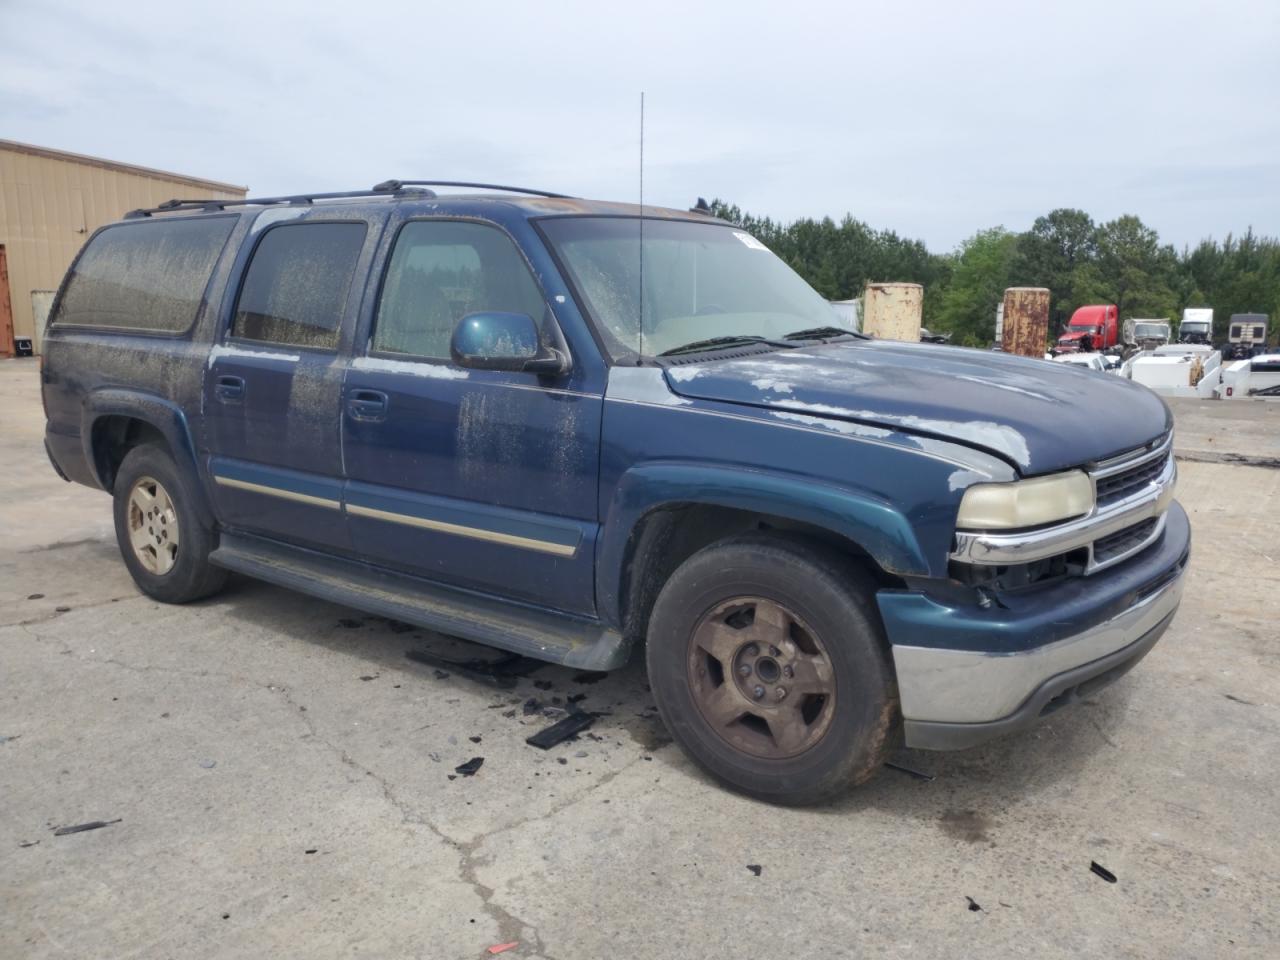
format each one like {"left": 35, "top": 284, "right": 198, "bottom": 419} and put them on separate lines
{"left": 956, "top": 471, "right": 1094, "bottom": 530}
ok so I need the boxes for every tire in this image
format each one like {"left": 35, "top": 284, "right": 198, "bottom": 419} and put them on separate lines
{"left": 646, "top": 535, "right": 897, "bottom": 805}
{"left": 112, "top": 443, "right": 227, "bottom": 604}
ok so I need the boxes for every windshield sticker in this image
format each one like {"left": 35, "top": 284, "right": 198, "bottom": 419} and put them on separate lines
{"left": 733, "top": 232, "right": 769, "bottom": 251}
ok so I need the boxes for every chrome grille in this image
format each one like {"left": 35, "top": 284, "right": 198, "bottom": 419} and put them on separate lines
{"left": 1095, "top": 454, "right": 1170, "bottom": 507}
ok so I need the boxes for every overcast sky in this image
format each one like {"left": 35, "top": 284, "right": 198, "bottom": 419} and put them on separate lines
{"left": 3, "top": 0, "right": 1277, "bottom": 251}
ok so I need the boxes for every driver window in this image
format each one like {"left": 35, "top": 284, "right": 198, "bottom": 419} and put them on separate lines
{"left": 373, "top": 220, "right": 546, "bottom": 360}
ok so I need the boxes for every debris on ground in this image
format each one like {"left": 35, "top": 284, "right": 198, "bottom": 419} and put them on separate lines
{"left": 0, "top": 735, "right": 19, "bottom": 745}
{"left": 1090, "top": 861, "right": 1117, "bottom": 883}
{"left": 526, "top": 711, "right": 595, "bottom": 749}
{"left": 359, "top": 675, "right": 377, "bottom": 681}
{"left": 487, "top": 943, "right": 519, "bottom": 955}
{"left": 534, "top": 679, "right": 553, "bottom": 690}
{"left": 747, "top": 864, "right": 762, "bottom": 877}
{"left": 198, "top": 759, "right": 216, "bottom": 769}
{"left": 305, "top": 848, "right": 317, "bottom": 854}
{"left": 522, "top": 698, "right": 541, "bottom": 716}
{"left": 469, "top": 735, "right": 482, "bottom": 743}
{"left": 454, "top": 757, "right": 485, "bottom": 777}
{"left": 884, "top": 761, "right": 936, "bottom": 782}
{"left": 966, "top": 896, "right": 982, "bottom": 912}
{"left": 53, "top": 818, "right": 122, "bottom": 836}
{"left": 572, "top": 671, "right": 608, "bottom": 684}
{"left": 566, "top": 693, "right": 587, "bottom": 704}
{"left": 406, "top": 649, "right": 544, "bottom": 689}
{"left": 1224, "top": 694, "right": 1257, "bottom": 706}
{"left": 26, "top": 593, "right": 44, "bottom": 600}
{"left": 55, "top": 605, "right": 71, "bottom": 612}
{"left": 19, "top": 840, "right": 39, "bottom": 848}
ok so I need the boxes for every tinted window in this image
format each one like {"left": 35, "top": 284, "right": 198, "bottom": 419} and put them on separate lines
{"left": 373, "top": 220, "right": 545, "bottom": 359}
{"left": 54, "top": 217, "right": 235, "bottom": 332}
{"left": 233, "top": 222, "right": 366, "bottom": 349}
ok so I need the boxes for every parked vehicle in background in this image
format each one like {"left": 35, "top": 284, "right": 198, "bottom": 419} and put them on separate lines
{"left": 1226, "top": 313, "right": 1269, "bottom": 359}
{"left": 1055, "top": 304, "right": 1119, "bottom": 354}
{"left": 40, "top": 182, "right": 1190, "bottom": 804}
{"left": 1179, "top": 308, "right": 1213, "bottom": 344}
{"left": 1053, "top": 352, "right": 1109, "bottom": 373}
{"left": 1123, "top": 344, "right": 1221, "bottom": 398}
{"left": 1220, "top": 353, "right": 1280, "bottom": 398}
{"left": 1125, "top": 318, "right": 1172, "bottom": 352}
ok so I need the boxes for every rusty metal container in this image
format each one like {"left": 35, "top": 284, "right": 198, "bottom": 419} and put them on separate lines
{"left": 862, "top": 282, "right": 923, "bottom": 342}
{"left": 1001, "top": 287, "right": 1050, "bottom": 357}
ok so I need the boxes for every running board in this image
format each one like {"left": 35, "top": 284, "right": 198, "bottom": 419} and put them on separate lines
{"left": 209, "top": 533, "right": 629, "bottom": 670}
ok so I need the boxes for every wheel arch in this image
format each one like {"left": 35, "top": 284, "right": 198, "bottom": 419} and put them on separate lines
{"left": 81, "top": 389, "right": 215, "bottom": 528}
{"left": 599, "top": 463, "right": 926, "bottom": 647}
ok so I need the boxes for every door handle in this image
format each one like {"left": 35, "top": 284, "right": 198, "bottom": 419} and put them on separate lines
{"left": 347, "top": 389, "right": 389, "bottom": 421}
{"left": 215, "top": 375, "right": 245, "bottom": 402}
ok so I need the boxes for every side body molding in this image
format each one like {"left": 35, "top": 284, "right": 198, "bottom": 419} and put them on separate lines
{"left": 596, "top": 461, "right": 930, "bottom": 627}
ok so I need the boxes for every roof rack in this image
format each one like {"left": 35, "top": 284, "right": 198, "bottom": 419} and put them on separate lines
{"left": 124, "top": 179, "right": 572, "bottom": 218}
{"left": 372, "top": 180, "right": 573, "bottom": 199}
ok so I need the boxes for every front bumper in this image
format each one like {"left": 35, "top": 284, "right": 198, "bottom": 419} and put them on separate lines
{"left": 879, "top": 500, "right": 1190, "bottom": 750}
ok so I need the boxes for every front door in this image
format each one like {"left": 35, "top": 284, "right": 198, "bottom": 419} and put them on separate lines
{"left": 340, "top": 218, "right": 601, "bottom": 615}
{"left": 203, "top": 216, "right": 372, "bottom": 552}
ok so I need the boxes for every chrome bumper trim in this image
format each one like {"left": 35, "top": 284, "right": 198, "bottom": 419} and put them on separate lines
{"left": 951, "top": 451, "right": 1176, "bottom": 573}
{"left": 890, "top": 566, "right": 1185, "bottom": 725}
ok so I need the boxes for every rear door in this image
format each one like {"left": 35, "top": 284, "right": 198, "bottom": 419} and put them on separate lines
{"left": 203, "top": 214, "right": 375, "bottom": 552}
{"left": 340, "top": 216, "right": 602, "bottom": 615}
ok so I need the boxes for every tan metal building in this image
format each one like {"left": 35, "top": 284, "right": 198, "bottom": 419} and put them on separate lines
{"left": 0, "top": 139, "right": 246, "bottom": 356}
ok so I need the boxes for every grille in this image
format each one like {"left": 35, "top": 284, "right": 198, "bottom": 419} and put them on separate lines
{"left": 1095, "top": 452, "right": 1169, "bottom": 507}
{"left": 1092, "top": 517, "right": 1159, "bottom": 565}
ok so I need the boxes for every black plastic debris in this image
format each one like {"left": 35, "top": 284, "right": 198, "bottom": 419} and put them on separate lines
{"left": 55, "top": 606, "right": 71, "bottom": 613}
{"left": 572, "top": 671, "right": 608, "bottom": 684}
{"left": 19, "top": 840, "right": 39, "bottom": 848}
{"left": 359, "top": 675, "right": 377, "bottom": 682}
{"left": 885, "top": 761, "right": 936, "bottom": 782}
{"left": 522, "top": 698, "right": 542, "bottom": 716}
{"left": 406, "top": 649, "right": 544, "bottom": 689}
{"left": 1090, "top": 861, "right": 1117, "bottom": 883}
{"left": 966, "top": 896, "right": 982, "bottom": 912}
{"left": 304, "top": 848, "right": 317, "bottom": 854}
{"left": 526, "top": 711, "right": 595, "bottom": 749}
{"left": 455, "top": 757, "right": 485, "bottom": 777}
{"left": 747, "top": 864, "right": 762, "bottom": 877}
{"left": 26, "top": 593, "right": 44, "bottom": 600}
{"left": 469, "top": 735, "right": 482, "bottom": 744}
{"left": 53, "top": 819, "right": 121, "bottom": 836}
{"left": 502, "top": 709, "right": 517, "bottom": 718}
{"left": 566, "top": 693, "right": 587, "bottom": 704}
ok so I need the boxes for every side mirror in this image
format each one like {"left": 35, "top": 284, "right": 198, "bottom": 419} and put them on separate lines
{"left": 449, "top": 311, "right": 570, "bottom": 375}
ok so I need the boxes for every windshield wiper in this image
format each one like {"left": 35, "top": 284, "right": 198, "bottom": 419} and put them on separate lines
{"left": 657, "top": 335, "right": 796, "bottom": 358}
{"left": 783, "top": 325, "right": 867, "bottom": 341}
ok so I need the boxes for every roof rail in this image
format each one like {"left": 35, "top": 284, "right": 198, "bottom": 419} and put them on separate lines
{"left": 123, "top": 184, "right": 435, "bottom": 219}
{"left": 123, "top": 179, "right": 572, "bottom": 219}
{"left": 373, "top": 180, "right": 573, "bottom": 199}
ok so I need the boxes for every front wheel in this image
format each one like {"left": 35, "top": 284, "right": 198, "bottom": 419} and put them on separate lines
{"left": 112, "top": 444, "right": 227, "bottom": 604}
{"left": 646, "top": 536, "right": 897, "bottom": 805}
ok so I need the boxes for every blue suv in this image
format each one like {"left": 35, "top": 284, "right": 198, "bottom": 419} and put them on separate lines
{"left": 41, "top": 182, "right": 1189, "bottom": 803}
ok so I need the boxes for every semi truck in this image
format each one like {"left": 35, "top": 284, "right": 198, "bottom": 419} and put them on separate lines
{"left": 1179, "top": 308, "right": 1213, "bottom": 344}
{"left": 1055, "top": 304, "right": 1119, "bottom": 353}
{"left": 1226, "top": 313, "right": 1269, "bottom": 359}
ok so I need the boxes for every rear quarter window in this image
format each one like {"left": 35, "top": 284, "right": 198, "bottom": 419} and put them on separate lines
{"left": 53, "top": 216, "right": 236, "bottom": 333}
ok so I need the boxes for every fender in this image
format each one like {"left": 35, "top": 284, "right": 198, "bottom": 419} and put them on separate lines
{"left": 596, "top": 461, "right": 930, "bottom": 627}
{"left": 80, "top": 388, "right": 216, "bottom": 528}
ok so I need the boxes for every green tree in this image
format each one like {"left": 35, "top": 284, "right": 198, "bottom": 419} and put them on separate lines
{"left": 1094, "top": 215, "right": 1178, "bottom": 318}
{"left": 935, "top": 227, "right": 1019, "bottom": 346}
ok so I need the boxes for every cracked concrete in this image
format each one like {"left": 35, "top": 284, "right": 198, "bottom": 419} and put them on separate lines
{"left": 2, "top": 359, "right": 1278, "bottom": 959}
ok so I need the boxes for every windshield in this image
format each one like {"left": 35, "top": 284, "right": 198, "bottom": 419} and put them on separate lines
{"left": 540, "top": 217, "right": 843, "bottom": 358}
{"left": 1134, "top": 323, "right": 1169, "bottom": 339}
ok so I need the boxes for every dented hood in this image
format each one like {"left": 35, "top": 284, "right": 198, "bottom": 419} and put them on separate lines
{"left": 662, "top": 340, "right": 1172, "bottom": 475}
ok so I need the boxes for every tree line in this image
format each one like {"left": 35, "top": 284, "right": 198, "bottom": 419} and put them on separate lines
{"left": 709, "top": 201, "right": 1280, "bottom": 348}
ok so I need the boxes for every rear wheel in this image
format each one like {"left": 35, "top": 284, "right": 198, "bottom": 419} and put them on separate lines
{"left": 112, "top": 444, "right": 227, "bottom": 603}
{"left": 646, "top": 536, "right": 896, "bottom": 805}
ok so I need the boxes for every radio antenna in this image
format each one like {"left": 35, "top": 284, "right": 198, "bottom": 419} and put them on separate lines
{"left": 636, "top": 91, "right": 646, "bottom": 364}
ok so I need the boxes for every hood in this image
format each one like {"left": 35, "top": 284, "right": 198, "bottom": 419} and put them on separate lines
{"left": 662, "top": 340, "right": 1172, "bottom": 475}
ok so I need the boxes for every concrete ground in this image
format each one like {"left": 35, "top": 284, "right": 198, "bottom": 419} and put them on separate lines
{"left": 2, "top": 358, "right": 1277, "bottom": 960}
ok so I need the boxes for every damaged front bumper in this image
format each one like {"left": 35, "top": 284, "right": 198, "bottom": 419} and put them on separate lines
{"left": 878, "top": 501, "right": 1190, "bottom": 751}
